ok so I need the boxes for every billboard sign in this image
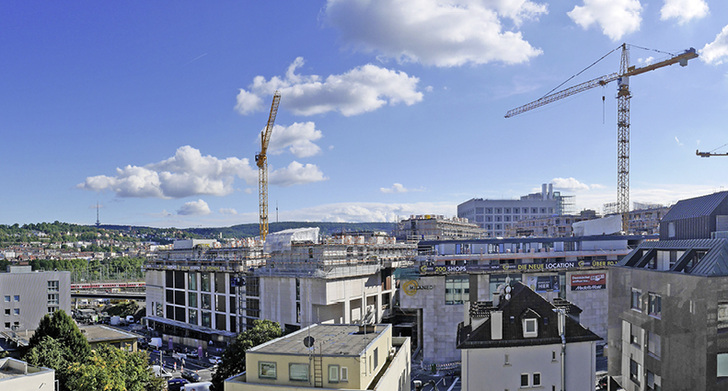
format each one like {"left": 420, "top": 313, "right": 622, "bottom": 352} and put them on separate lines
{"left": 570, "top": 273, "right": 607, "bottom": 291}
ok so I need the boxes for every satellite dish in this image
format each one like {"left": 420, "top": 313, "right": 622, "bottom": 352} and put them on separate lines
{"left": 505, "top": 286, "right": 512, "bottom": 294}
{"left": 303, "top": 336, "right": 315, "bottom": 348}
{"left": 505, "top": 293, "right": 511, "bottom": 301}
{"left": 505, "top": 277, "right": 511, "bottom": 284}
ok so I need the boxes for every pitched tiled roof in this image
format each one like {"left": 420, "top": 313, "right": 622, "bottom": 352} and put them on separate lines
{"left": 457, "top": 282, "right": 601, "bottom": 349}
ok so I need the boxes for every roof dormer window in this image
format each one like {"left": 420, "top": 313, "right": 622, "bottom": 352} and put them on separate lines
{"left": 523, "top": 318, "right": 538, "bottom": 338}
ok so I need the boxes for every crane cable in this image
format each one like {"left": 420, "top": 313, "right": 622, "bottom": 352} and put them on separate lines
{"left": 540, "top": 45, "right": 622, "bottom": 100}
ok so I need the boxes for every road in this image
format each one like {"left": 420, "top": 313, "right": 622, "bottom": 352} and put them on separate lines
{"left": 147, "top": 349, "right": 214, "bottom": 381}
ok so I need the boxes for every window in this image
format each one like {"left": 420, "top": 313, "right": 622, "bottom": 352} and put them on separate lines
{"left": 48, "top": 307, "right": 56, "bottom": 314}
{"left": 668, "top": 222, "right": 675, "bottom": 238}
{"left": 374, "top": 347, "right": 379, "bottom": 369}
{"left": 445, "top": 275, "right": 469, "bottom": 305}
{"left": 188, "top": 292, "right": 198, "bottom": 308}
{"left": 533, "top": 373, "right": 541, "bottom": 386}
{"left": 505, "top": 354, "right": 510, "bottom": 365}
{"left": 201, "top": 311, "right": 211, "bottom": 328}
{"left": 215, "top": 273, "right": 226, "bottom": 294}
{"left": 328, "top": 365, "right": 339, "bottom": 383}
{"left": 48, "top": 294, "right": 59, "bottom": 305}
{"left": 13, "top": 295, "right": 19, "bottom": 302}
{"left": 201, "top": 273, "right": 210, "bottom": 292}
{"left": 201, "top": 294, "right": 211, "bottom": 310}
{"left": 648, "top": 293, "right": 662, "bottom": 318}
{"left": 523, "top": 318, "right": 538, "bottom": 338}
{"left": 13, "top": 309, "right": 19, "bottom": 315}
{"left": 631, "top": 289, "right": 641, "bottom": 311}
{"left": 47, "top": 280, "right": 59, "bottom": 292}
{"left": 289, "top": 363, "right": 309, "bottom": 381}
{"left": 629, "top": 358, "right": 641, "bottom": 385}
{"left": 188, "top": 309, "right": 198, "bottom": 325}
{"left": 647, "top": 331, "right": 661, "bottom": 358}
{"left": 719, "top": 353, "right": 728, "bottom": 378}
{"left": 647, "top": 370, "right": 661, "bottom": 391}
{"left": 188, "top": 272, "right": 197, "bottom": 290}
{"left": 629, "top": 323, "right": 640, "bottom": 347}
{"left": 3, "top": 296, "right": 8, "bottom": 302}
{"left": 3, "top": 322, "right": 8, "bottom": 329}
{"left": 259, "top": 362, "right": 277, "bottom": 379}
{"left": 340, "top": 366, "right": 348, "bottom": 382}
{"left": 520, "top": 373, "right": 529, "bottom": 387}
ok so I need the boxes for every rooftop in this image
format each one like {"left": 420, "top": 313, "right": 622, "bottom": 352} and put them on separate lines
{"left": 251, "top": 324, "right": 387, "bottom": 357}
{"left": 79, "top": 325, "right": 141, "bottom": 344}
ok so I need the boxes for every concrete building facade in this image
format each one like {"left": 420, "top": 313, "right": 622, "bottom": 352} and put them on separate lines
{"left": 458, "top": 183, "right": 570, "bottom": 238}
{"left": 0, "top": 266, "right": 70, "bottom": 334}
{"left": 395, "top": 234, "right": 650, "bottom": 365}
{"left": 394, "top": 215, "right": 484, "bottom": 242}
{"left": 608, "top": 191, "right": 728, "bottom": 391}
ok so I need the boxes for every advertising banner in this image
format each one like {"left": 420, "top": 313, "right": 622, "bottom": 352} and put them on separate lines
{"left": 570, "top": 273, "right": 607, "bottom": 291}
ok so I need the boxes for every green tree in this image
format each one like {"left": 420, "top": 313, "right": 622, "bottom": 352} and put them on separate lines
{"left": 211, "top": 320, "right": 283, "bottom": 390}
{"left": 66, "top": 344, "right": 163, "bottom": 391}
{"left": 24, "top": 336, "right": 75, "bottom": 391}
{"left": 28, "top": 310, "right": 90, "bottom": 359}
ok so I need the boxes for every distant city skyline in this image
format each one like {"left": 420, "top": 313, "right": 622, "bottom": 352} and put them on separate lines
{"left": 2, "top": 1, "right": 728, "bottom": 228}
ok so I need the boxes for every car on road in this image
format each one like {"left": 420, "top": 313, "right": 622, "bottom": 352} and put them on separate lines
{"left": 208, "top": 355, "right": 221, "bottom": 365}
{"left": 167, "top": 378, "right": 189, "bottom": 391}
{"left": 181, "top": 369, "right": 201, "bottom": 383}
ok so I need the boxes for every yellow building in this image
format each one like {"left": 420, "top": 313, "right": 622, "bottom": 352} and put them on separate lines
{"left": 225, "top": 324, "right": 410, "bottom": 391}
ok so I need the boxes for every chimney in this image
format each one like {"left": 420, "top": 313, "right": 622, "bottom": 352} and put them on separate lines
{"left": 542, "top": 184, "right": 547, "bottom": 200}
{"left": 548, "top": 183, "right": 553, "bottom": 199}
{"left": 491, "top": 311, "right": 503, "bottom": 340}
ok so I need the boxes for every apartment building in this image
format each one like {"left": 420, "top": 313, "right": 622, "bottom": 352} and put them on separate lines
{"left": 394, "top": 215, "right": 484, "bottom": 242}
{"left": 224, "top": 323, "right": 410, "bottom": 391}
{"left": 608, "top": 191, "right": 728, "bottom": 391}
{"left": 457, "top": 282, "right": 600, "bottom": 391}
{"left": 0, "top": 266, "right": 70, "bottom": 335}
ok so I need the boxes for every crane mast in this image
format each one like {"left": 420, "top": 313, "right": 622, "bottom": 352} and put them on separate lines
{"left": 506, "top": 44, "right": 697, "bottom": 232}
{"left": 256, "top": 92, "right": 281, "bottom": 242}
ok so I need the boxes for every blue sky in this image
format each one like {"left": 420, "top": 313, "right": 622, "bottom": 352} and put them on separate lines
{"left": 2, "top": 0, "right": 728, "bottom": 228}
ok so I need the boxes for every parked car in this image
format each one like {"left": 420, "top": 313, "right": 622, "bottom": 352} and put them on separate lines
{"left": 167, "top": 378, "right": 189, "bottom": 391}
{"left": 181, "top": 369, "right": 201, "bottom": 383}
{"left": 208, "top": 355, "right": 221, "bottom": 365}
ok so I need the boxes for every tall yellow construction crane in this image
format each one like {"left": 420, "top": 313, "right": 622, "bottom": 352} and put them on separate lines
{"left": 256, "top": 91, "right": 281, "bottom": 241}
{"left": 506, "top": 43, "right": 698, "bottom": 231}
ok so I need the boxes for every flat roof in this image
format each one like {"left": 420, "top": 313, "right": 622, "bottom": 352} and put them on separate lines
{"left": 251, "top": 324, "right": 388, "bottom": 357}
{"left": 79, "top": 325, "right": 140, "bottom": 343}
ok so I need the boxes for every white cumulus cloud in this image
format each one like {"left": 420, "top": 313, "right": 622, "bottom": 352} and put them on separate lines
{"left": 568, "top": 0, "right": 642, "bottom": 41}
{"left": 324, "top": 0, "right": 545, "bottom": 67}
{"left": 286, "top": 201, "right": 457, "bottom": 222}
{"left": 381, "top": 183, "right": 409, "bottom": 193}
{"left": 219, "top": 208, "right": 239, "bottom": 215}
{"left": 177, "top": 199, "right": 211, "bottom": 216}
{"left": 269, "top": 161, "right": 327, "bottom": 187}
{"left": 660, "top": 0, "right": 708, "bottom": 24}
{"left": 267, "top": 122, "right": 323, "bottom": 158}
{"left": 235, "top": 57, "right": 423, "bottom": 117}
{"left": 701, "top": 25, "right": 728, "bottom": 65}
{"left": 552, "top": 177, "right": 591, "bottom": 192}
{"left": 79, "top": 145, "right": 326, "bottom": 198}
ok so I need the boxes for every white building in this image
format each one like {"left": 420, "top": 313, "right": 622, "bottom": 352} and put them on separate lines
{"left": 457, "top": 282, "right": 600, "bottom": 391}
{"left": 458, "top": 183, "right": 571, "bottom": 238}
{"left": 0, "top": 357, "right": 55, "bottom": 391}
{"left": 394, "top": 215, "right": 484, "bottom": 242}
{"left": 0, "top": 266, "right": 70, "bottom": 335}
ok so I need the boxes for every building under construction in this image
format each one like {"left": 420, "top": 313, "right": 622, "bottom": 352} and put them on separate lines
{"left": 144, "top": 230, "right": 416, "bottom": 350}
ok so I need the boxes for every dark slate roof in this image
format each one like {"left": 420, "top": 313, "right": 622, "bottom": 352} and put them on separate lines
{"left": 661, "top": 191, "right": 728, "bottom": 222}
{"left": 617, "top": 238, "right": 728, "bottom": 277}
{"left": 457, "top": 282, "right": 601, "bottom": 349}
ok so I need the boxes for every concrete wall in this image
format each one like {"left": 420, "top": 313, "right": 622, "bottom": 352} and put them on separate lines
{"left": 609, "top": 266, "right": 728, "bottom": 391}
{"left": 461, "top": 341, "right": 595, "bottom": 391}
{"left": 0, "top": 270, "right": 70, "bottom": 332}
{"left": 564, "top": 270, "right": 609, "bottom": 340}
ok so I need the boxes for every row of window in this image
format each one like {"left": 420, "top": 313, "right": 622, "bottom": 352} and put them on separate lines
{"left": 520, "top": 372, "right": 541, "bottom": 387}
{"left": 473, "top": 207, "right": 554, "bottom": 215}
{"left": 628, "top": 322, "right": 661, "bottom": 358}
{"left": 259, "top": 361, "right": 350, "bottom": 383}
{"left": 165, "top": 271, "right": 231, "bottom": 294}
{"left": 3, "top": 295, "right": 20, "bottom": 302}
{"left": 630, "top": 289, "right": 662, "bottom": 318}
{"left": 629, "top": 357, "right": 662, "bottom": 390}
